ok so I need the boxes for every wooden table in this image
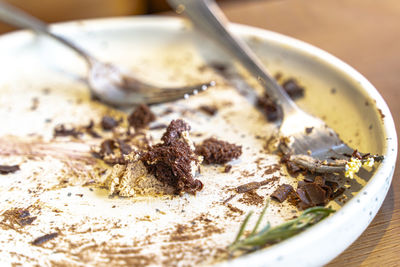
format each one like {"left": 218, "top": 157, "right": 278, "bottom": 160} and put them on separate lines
{"left": 217, "top": 0, "right": 399, "bottom": 265}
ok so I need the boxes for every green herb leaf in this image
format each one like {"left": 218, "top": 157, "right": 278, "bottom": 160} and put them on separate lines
{"left": 229, "top": 203, "right": 335, "bottom": 253}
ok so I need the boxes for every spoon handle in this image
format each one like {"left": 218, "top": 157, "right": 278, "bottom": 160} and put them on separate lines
{"left": 167, "top": 0, "right": 298, "bottom": 114}
{"left": 0, "top": 1, "right": 95, "bottom": 65}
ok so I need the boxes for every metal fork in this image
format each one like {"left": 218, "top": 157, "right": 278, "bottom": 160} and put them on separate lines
{"left": 168, "top": 0, "right": 362, "bottom": 172}
{"left": 0, "top": 1, "right": 214, "bottom": 105}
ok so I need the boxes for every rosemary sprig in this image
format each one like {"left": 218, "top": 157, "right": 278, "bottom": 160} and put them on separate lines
{"left": 229, "top": 202, "right": 335, "bottom": 253}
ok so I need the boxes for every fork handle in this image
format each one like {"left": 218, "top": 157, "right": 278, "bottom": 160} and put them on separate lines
{"left": 167, "top": 0, "right": 299, "bottom": 114}
{"left": 0, "top": 1, "right": 95, "bottom": 65}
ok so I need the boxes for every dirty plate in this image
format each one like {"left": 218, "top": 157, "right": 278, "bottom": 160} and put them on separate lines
{"left": 0, "top": 17, "right": 397, "bottom": 266}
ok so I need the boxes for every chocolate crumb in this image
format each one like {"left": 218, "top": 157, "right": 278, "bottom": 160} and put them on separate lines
{"left": 195, "top": 138, "right": 242, "bottom": 164}
{"left": 271, "top": 184, "right": 294, "bottom": 203}
{"left": 84, "top": 120, "right": 101, "bottom": 138}
{"left": 0, "top": 165, "right": 20, "bottom": 174}
{"left": 282, "top": 79, "right": 304, "bottom": 100}
{"left": 31, "top": 232, "right": 58, "bottom": 246}
{"left": 54, "top": 124, "right": 81, "bottom": 138}
{"left": 199, "top": 105, "right": 218, "bottom": 116}
{"left": 97, "top": 139, "right": 133, "bottom": 164}
{"left": 128, "top": 104, "right": 156, "bottom": 130}
{"left": 305, "top": 127, "right": 314, "bottom": 134}
{"left": 223, "top": 164, "right": 232, "bottom": 173}
{"left": 101, "top": 116, "right": 119, "bottom": 130}
{"left": 257, "top": 93, "right": 281, "bottom": 122}
{"left": 100, "top": 139, "right": 116, "bottom": 155}
{"left": 331, "top": 88, "right": 337, "bottom": 94}
{"left": 377, "top": 108, "right": 385, "bottom": 119}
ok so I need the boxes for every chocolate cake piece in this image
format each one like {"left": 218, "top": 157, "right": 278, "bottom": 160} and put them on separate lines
{"left": 282, "top": 78, "right": 304, "bottom": 100}
{"left": 128, "top": 104, "right": 156, "bottom": 130}
{"left": 141, "top": 119, "right": 203, "bottom": 195}
{"left": 195, "top": 137, "right": 242, "bottom": 164}
{"left": 161, "top": 119, "right": 191, "bottom": 145}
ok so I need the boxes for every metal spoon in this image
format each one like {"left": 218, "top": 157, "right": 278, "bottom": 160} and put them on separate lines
{"left": 0, "top": 1, "right": 214, "bottom": 106}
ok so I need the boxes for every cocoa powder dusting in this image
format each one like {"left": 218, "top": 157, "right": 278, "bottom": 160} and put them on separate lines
{"left": 238, "top": 190, "right": 264, "bottom": 206}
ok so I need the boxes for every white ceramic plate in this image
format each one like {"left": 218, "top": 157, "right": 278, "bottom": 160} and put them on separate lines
{"left": 0, "top": 17, "right": 397, "bottom": 266}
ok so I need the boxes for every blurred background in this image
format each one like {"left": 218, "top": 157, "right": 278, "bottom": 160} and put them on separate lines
{"left": 0, "top": 0, "right": 238, "bottom": 33}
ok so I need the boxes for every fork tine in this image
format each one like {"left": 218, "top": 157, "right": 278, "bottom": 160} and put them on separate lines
{"left": 143, "top": 81, "right": 215, "bottom": 104}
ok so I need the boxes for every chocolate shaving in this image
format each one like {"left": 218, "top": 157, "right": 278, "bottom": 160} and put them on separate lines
{"left": 331, "top": 187, "right": 346, "bottom": 199}
{"left": 280, "top": 154, "right": 302, "bottom": 175}
{"left": 287, "top": 175, "right": 346, "bottom": 209}
{"left": 101, "top": 116, "right": 119, "bottom": 130}
{"left": 31, "top": 232, "right": 58, "bottom": 246}
{"left": 237, "top": 182, "right": 262, "bottom": 194}
{"left": 128, "top": 104, "right": 156, "bottom": 130}
{"left": 299, "top": 183, "right": 326, "bottom": 206}
{"left": 271, "top": 184, "right": 294, "bottom": 203}
{"left": 195, "top": 138, "right": 242, "bottom": 164}
{"left": 0, "top": 165, "right": 20, "bottom": 174}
